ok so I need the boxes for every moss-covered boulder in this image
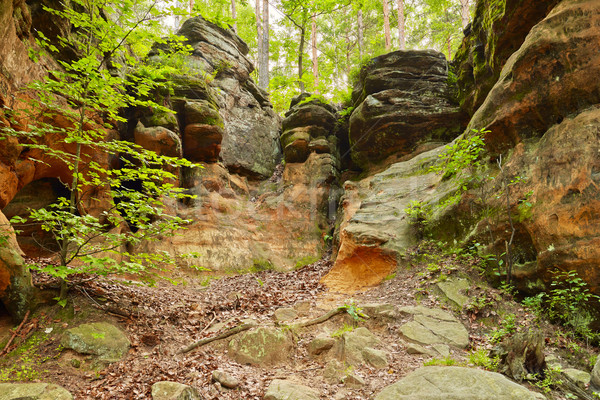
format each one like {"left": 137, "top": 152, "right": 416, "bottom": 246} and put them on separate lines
{"left": 61, "top": 322, "right": 130, "bottom": 362}
{"left": 0, "top": 383, "right": 72, "bottom": 400}
{"left": 228, "top": 327, "right": 292, "bottom": 365}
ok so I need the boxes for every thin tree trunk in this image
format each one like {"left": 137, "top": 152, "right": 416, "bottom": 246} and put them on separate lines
{"left": 447, "top": 35, "right": 451, "bottom": 61}
{"left": 255, "top": 0, "right": 263, "bottom": 75}
{"left": 383, "top": 0, "right": 392, "bottom": 51}
{"left": 357, "top": 9, "right": 364, "bottom": 59}
{"left": 396, "top": 0, "right": 405, "bottom": 50}
{"left": 298, "top": 26, "right": 306, "bottom": 92}
{"left": 259, "top": 0, "right": 269, "bottom": 89}
{"left": 189, "top": 0, "right": 193, "bottom": 13}
{"left": 231, "top": 0, "right": 238, "bottom": 33}
{"left": 311, "top": 14, "right": 319, "bottom": 93}
{"left": 460, "top": 0, "right": 470, "bottom": 29}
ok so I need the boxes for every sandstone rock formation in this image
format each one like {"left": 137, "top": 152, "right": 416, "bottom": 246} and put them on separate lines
{"left": 453, "top": 0, "right": 560, "bottom": 115}
{"left": 349, "top": 50, "right": 467, "bottom": 170}
{"left": 171, "top": 16, "right": 281, "bottom": 179}
{"left": 445, "top": 0, "right": 600, "bottom": 293}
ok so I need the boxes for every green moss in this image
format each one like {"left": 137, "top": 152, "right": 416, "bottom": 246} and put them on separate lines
{"left": 294, "top": 255, "right": 318, "bottom": 270}
{"left": 251, "top": 258, "right": 275, "bottom": 272}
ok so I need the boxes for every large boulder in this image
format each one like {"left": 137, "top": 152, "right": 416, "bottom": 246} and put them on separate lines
{"left": 0, "top": 383, "right": 72, "bottom": 400}
{"left": 264, "top": 380, "right": 319, "bottom": 400}
{"left": 151, "top": 382, "right": 202, "bottom": 400}
{"left": 348, "top": 50, "right": 467, "bottom": 170}
{"left": 228, "top": 327, "right": 293, "bottom": 365}
{"left": 398, "top": 306, "right": 469, "bottom": 349}
{"left": 322, "top": 145, "right": 458, "bottom": 292}
{"left": 61, "top": 322, "right": 131, "bottom": 362}
{"left": 374, "top": 366, "right": 544, "bottom": 400}
{"left": 280, "top": 94, "right": 338, "bottom": 164}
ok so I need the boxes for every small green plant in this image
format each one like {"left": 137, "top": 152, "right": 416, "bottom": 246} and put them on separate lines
{"left": 342, "top": 302, "right": 367, "bottom": 324}
{"left": 533, "top": 366, "right": 563, "bottom": 393}
{"left": 429, "top": 130, "right": 486, "bottom": 180}
{"left": 424, "top": 355, "right": 459, "bottom": 366}
{"left": 404, "top": 200, "right": 432, "bottom": 237}
{"left": 331, "top": 323, "right": 354, "bottom": 338}
{"left": 488, "top": 313, "right": 517, "bottom": 344}
{"left": 294, "top": 255, "right": 318, "bottom": 270}
{"left": 251, "top": 258, "right": 275, "bottom": 272}
{"left": 383, "top": 273, "right": 396, "bottom": 281}
{"left": 525, "top": 269, "right": 600, "bottom": 341}
{"left": 468, "top": 348, "right": 499, "bottom": 370}
{"left": 255, "top": 277, "right": 264, "bottom": 287}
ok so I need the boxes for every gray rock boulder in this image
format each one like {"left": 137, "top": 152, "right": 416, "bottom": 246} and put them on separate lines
{"left": 61, "top": 322, "right": 130, "bottom": 361}
{"left": 228, "top": 327, "right": 292, "bottom": 365}
{"left": 0, "top": 383, "right": 72, "bottom": 400}
{"left": 264, "top": 379, "right": 319, "bottom": 400}
{"left": 398, "top": 306, "right": 469, "bottom": 349}
{"left": 374, "top": 366, "right": 545, "bottom": 400}
{"left": 151, "top": 381, "right": 202, "bottom": 400}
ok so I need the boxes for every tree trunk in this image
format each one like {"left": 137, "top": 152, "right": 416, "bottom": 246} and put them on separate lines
{"left": 311, "top": 15, "right": 319, "bottom": 93}
{"left": 258, "top": 0, "right": 269, "bottom": 89}
{"left": 396, "top": 0, "right": 405, "bottom": 50}
{"left": 357, "top": 9, "right": 364, "bottom": 59}
{"left": 255, "top": 0, "right": 263, "bottom": 76}
{"left": 383, "top": 0, "right": 392, "bottom": 51}
{"left": 231, "top": 0, "right": 238, "bottom": 33}
{"left": 460, "top": 0, "right": 470, "bottom": 29}
{"left": 298, "top": 26, "right": 306, "bottom": 92}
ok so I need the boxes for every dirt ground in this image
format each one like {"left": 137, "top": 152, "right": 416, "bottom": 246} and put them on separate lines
{"left": 0, "top": 245, "right": 596, "bottom": 399}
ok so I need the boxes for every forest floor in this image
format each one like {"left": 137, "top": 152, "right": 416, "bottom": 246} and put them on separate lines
{"left": 0, "top": 243, "right": 597, "bottom": 399}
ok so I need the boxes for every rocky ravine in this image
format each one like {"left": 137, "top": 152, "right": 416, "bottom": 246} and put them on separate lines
{"left": 2, "top": 0, "right": 600, "bottom": 398}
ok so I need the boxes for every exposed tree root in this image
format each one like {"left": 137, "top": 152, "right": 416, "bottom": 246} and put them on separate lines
{"left": 178, "top": 306, "right": 348, "bottom": 354}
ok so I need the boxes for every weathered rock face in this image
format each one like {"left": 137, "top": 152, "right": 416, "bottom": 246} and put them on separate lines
{"left": 453, "top": 0, "right": 560, "bottom": 115}
{"left": 444, "top": 0, "right": 600, "bottom": 293}
{"left": 348, "top": 50, "right": 467, "bottom": 170}
{"left": 280, "top": 93, "right": 337, "bottom": 164}
{"left": 170, "top": 16, "right": 281, "bottom": 179}
{"left": 322, "top": 146, "right": 458, "bottom": 292}
{"left": 150, "top": 94, "right": 340, "bottom": 272}
{"left": 468, "top": 0, "right": 600, "bottom": 152}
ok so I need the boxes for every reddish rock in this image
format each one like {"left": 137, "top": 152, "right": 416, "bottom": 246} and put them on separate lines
{"left": 454, "top": 0, "right": 560, "bottom": 115}
{"left": 183, "top": 123, "right": 223, "bottom": 162}
{"left": 133, "top": 123, "right": 182, "bottom": 158}
{"left": 468, "top": 0, "right": 600, "bottom": 152}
